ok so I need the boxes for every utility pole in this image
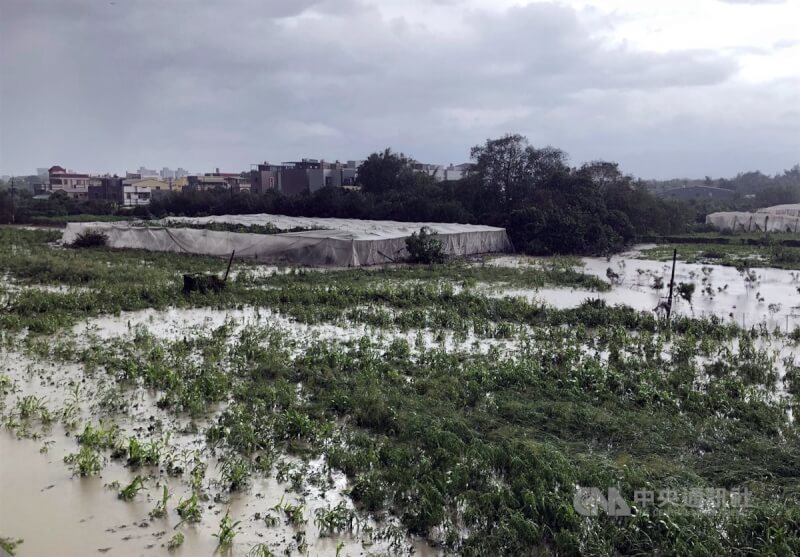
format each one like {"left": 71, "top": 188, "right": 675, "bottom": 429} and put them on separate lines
{"left": 666, "top": 248, "right": 677, "bottom": 322}
{"left": 9, "top": 176, "right": 15, "bottom": 225}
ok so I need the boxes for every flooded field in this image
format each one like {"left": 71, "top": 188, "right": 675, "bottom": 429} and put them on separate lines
{"left": 485, "top": 248, "right": 800, "bottom": 331}
{"left": 2, "top": 228, "right": 799, "bottom": 556}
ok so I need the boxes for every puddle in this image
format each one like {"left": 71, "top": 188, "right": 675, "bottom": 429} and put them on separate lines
{"left": 483, "top": 248, "right": 800, "bottom": 331}
{"left": 0, "top": 344, "right": 441, "bottom": 557}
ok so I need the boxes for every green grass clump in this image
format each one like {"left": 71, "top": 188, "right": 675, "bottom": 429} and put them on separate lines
{"left": 640, "top": 241, "right": 800, "bottom": 270}
{"left": 0, "top": 536, "right": 23, "bottom": 556}
{"left": 64, "top": 446, "right": 104, "bottom": 477}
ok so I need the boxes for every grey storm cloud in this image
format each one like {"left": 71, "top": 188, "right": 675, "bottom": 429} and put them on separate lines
{"left": 0, "top": 0, "right": 797, "bottom": 179}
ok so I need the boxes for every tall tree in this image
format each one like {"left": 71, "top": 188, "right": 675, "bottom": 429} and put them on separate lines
{"left": 469, "top": 134, "right": 568, "bottom": 208}
{"left": 356, "top": 148, "right": 416, "bottom": 194}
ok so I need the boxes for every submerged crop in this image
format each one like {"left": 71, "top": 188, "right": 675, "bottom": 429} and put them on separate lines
{"left": 2, "top": 226, "right": 799, "bottom": 555}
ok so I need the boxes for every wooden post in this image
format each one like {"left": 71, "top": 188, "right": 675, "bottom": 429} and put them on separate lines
{"left": 666, "top": 248, "right": 677, "bottom": 322}
{"left": 223, "top": 250, "right": 236, "bottom": 282}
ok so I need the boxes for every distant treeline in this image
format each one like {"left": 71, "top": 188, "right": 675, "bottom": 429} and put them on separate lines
{"left": 647, "top": 166, "right": 800, "bottom": 221}
{"left": 159, "top": 136, "right": 691, "bottom": 255}
{"left": 7, "top": 133, "right": 782, "bottom": 255}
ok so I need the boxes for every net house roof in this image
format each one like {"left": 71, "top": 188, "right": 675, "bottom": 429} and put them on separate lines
{"left": 63, "top": 214, "right": 513, "bottom": 266}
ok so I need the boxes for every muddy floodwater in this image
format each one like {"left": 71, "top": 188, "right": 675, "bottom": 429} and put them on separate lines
{"left": 0, "top": 330, "right": 440, "bottom": 557}
{"left": 2, "top": 249, "right": 800, "bottom": 556}
{"left": 488, "top": 248, "right": 800, "bottom": 331}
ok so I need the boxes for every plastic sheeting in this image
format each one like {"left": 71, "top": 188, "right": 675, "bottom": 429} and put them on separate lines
{"left": 62, "top": 214, "right": 513, "bottom": 266}
{"left": 706, "top": 204, "right": 800, "bottom": 233}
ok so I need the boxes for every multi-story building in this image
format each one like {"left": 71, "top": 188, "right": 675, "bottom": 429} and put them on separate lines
{"left": 443, "top": 163, "right": 472, "bottom": 181}
{"left": 122, "top": 184, "right": 152, "bottom": 207}
{"left": 88, "top": 176, "right": 124, "bottom": 204}
{"left": 47, "top": 165, "right": 90, "bottom": 199}
{"left": 137, "top": 166, "right": 160, "bottom": 179}
{"left": 186, "top": 171, "right": 249, "bottom": 192}
{"left": 249, "top": 159, "right": 359, "bottom": 196}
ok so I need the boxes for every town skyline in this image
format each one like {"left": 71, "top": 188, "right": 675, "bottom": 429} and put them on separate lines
{"left": 2, "top": 0, "right": 799, "bottom": 180}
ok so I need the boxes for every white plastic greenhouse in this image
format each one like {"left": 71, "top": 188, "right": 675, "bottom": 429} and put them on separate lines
{"left": 62, "top": 214, "right": 513, "bottom": 266}
{"left": 706, "top": 204, "right": 800, "bottom": 233}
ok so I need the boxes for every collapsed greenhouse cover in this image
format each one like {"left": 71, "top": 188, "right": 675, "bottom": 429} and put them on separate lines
{"left": 706, "top": 204, "right": 800, "bottom": 233}
{"left": 62, "top": 214, "right": 513, "bottom": 266}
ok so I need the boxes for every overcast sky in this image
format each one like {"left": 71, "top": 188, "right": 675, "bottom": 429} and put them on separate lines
{"left": 1, "top": 0, "right": 798, "bottom": 179}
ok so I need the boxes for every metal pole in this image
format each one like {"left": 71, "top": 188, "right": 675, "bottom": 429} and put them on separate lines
{"left": 666, "top": 248, "right": 677, "bottom": 322}
{"left": 223, "top": 250, "right": 236, "bottom": 282}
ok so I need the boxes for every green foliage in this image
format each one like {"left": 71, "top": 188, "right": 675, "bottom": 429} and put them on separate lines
{"left": 213, "top": 510, "right": 240, "bottom": 549}
{"left": 64, "top": 446, "right": 104, "bottom": 477}
{"left": 405, "top": 227, "right": 445, "bottom": 264}
{"left": 167, "top": 532, "right": 184, "bottom": 551}
{"left": 0, "top": 536, "right": 23, "bottom": 556}
{"left": 176, "top": 491, "right": 202, "bottom": 524}
{"left": 118, "top": 475, "right": 147, "bottom": 501}
{"left": 150, "top": 485, "right": 171, "bottom": 519}
{"left": 248, "top": 543, "right": 276, "bottom": 557}
{"left": 218, "top": 455, "right": 251, "bottom": 491}
{"left": 314, "top": 502, "right": 359, "bottom": 534}
{"left": 126, "top": 437, "right": 163, "bottom": 468}
{"left": 272, "top": 496, "right": 306, "bottom": 526}
{"left": 677, "top": 282, "right": 696, "bottom": 304}
{"left": 356, "top": 148, "right": 420, "bottom": 194}
{"left": 4, "top": 226, "right": 800, "bottom": 555}
{"left": 70, "top": 230, "right": 108, "bottom": 248}
{"left": 152, "top": 137, "right": 690, "bottom": 256}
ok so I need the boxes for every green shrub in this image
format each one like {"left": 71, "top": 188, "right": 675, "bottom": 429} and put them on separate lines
{"left": 71, "top": 230, "right": 108, "bottom": 248}
{"left": 405, "top": 227, "right": 445, "bottom": 264}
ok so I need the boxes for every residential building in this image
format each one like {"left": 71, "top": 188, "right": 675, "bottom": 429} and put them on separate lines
{"left": 443, "top": 163, "right": 471, "bottom": 181}
{"left": 88, "top": 176, "right": 124, "bottom": 204}
{"left": 123, "top": 184, "right": 152, "bottom": 207}
{"left": 250, "top": 163, "right": 283, "bottom": 195}
{"left": 249, "top": 159, "right": 359, "bottom": 196}
{"left": 137, "top": 166, "right": 160, "bottom": 179}
{"left": 122, "top": 178, "right": 169, "bottom": 192}
{"left": 186, "top": 172, "right": 249, "bottom": 192}
{"left": 47, "top": 165, "right": 90, "bottom": 199}
{"left": 411, "top": 162, "right": 444, "bottom": 181}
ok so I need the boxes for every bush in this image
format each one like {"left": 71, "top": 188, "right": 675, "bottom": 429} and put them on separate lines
{"left": 405, "top": 227, "right": 445, "bottom": 264}
{"left": 71, "top": 230, "right": 108, "bottom": 248}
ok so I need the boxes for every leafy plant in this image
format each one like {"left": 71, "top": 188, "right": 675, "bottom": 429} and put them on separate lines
{"left": 248, "top": 543, "right": 276, "bottom": 557}
{"left": 677, "top": 281, "right": 696, "bottom": 305}
{"left": 405, "top": 227, "right": 445, "bottom": 264}
{"left": 64, "top": 446, "right": 104, "bottom": 476}
{"left": 0, "top": 537, "right": 23, "bottom": 556}
{"left": 314, "top": 502, "right": 359, "bottom": 534}
{"left": 167, "top": 532, "right": 184, "bottom": 551}
{"left": 176, "top": 491, "right": 202, "bottom": 525}
{"left": 118, "top": 475, "right": 147, "bottom": 501}
{"left": 70, "top": 230, "right": 109, "bottom": 248}
{"left": 213, "top": 510, "right": 240, "bottom": 549}
{"left": 150, "top": 485, "right": 171, "bottom": 518}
